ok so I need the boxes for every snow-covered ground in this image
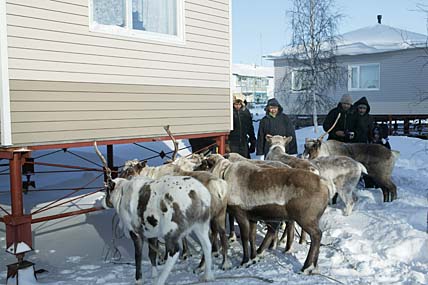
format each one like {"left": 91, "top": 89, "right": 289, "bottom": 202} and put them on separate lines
{"left": 1, "top": 126, "right": 427, "bottom": 285}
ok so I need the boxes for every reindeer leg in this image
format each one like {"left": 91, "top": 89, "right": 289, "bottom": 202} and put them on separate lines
{"left": 249, "top": 221, "right": 258, "bottom": 261}
{"left": 155, "top": 239, "right": 180, "bottom": 285}
{"left": 216, "top": 208, "right": 230, "bottom": 270}
{"left": 298, "top": 221, "right": 321, "bottom": 274}
{"left": 234, "top": 214, "right": 250, "bottom": 265}
{"left": 130, "top": 231, "right": 143, "bottom": 285}
{"left": 285, "top": 222, "right": 295, "bottom": 252}
{"left": 257, "top": 222, "right": 277, "bottom": 255}
{"left": 147, "top": 238, "right": 159, "bottom": 279}
{"left": 193, "top": 221, "right": 214, "bottom": 282}
{"left": 228, "top": 212, "right": 237, "bottom": 242}
{"left": 180, "top": 238, "right": 190, "bottom": 260}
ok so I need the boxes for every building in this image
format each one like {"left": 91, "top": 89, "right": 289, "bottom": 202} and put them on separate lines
{"left": 231, "top": 63, "right": 274, "bottom": 106}
{"left": 0, "top": 0, "right": 231, "bottom": 278}
{"left": 0, "top": 0, "right": 231, "bottom": 148}
{"left": 266, "top": 19, "right": 428, "bottom": 122}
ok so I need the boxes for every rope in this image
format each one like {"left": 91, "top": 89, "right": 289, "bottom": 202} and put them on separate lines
{"left": 274, "top": 255, "right": 344, "bottom": 284}
{"left": 178, "top": 275, "right": 274, "bottom": 285}
{"left": 66, "top": 150, "right": 103, "bottom": 168}
{"left": 103, "top": 213, "right": 124, "bottom": 262}
{"left": 32, "top": 149, "right": 65, "bottom": 160}
{"left": 31, "top": 173, "right": 103, "bottom": 215}
{"left": 0, "top": 204, "right": 11, "bottom": 216}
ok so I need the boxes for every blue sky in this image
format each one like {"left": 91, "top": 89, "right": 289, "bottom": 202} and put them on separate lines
{"left": 232, "top": 0, "right": 428, "bottom": 66}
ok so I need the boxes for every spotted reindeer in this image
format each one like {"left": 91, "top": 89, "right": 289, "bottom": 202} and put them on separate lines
{"left": 94, "top": 143, "right": 214, "bottom": 285}
{"left": 120, "top": 158, "right": 231, "bottom": 271}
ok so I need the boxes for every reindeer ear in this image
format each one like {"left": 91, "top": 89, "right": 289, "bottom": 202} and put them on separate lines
{"left": 285, "top": 136, "right": 293, "bottom": 144}
{"left": 265, "top": 134, "right": 273, "bottom": 141}
{"left": 107, "top": 180, "right": 116, "bottom": 191}
{"left": 223, "top": 153, "right": 230, "bottom": 159}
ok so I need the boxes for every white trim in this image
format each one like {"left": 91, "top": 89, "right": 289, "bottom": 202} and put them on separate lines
{"left": 0, "top": 0, "right": 12, "bottom": 146}
{"left": 348, "top": 63, "right": 380, "bottom": 91}
{"left": 89, "top": 0, "right": 186, "bottom": 45}
{"left": 291, "top": 68, "right": 310, "bottom": 93}
{"left": 229, "top": 0, "right": 233, "bottom": 131}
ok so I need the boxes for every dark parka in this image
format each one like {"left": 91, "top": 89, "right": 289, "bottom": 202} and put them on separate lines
{"left": 256, "top": 98, "right": 297, "bottom": 155}
{"left": 228, "top": 105, "right": 256, "bottom": 158}
{"left": 352, "top": 97, "right": 374, "bottom": 143}
{"left": 323, "top": 102, "right": 357, "bottom": 143}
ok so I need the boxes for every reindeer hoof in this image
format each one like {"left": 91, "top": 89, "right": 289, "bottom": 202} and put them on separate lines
{"left": 228, "top": 233, "right": 237, "bottom": 243}
{"left": 200, "top": 273, "right": 215, "bottom": 282}
{"left": 220, "top": 260, "right": 232, "bottom": 270}
{"left": 301, "top": 265, "right": 318, "bottom": 275}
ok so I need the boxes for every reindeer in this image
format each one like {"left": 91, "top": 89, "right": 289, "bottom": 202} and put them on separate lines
{"left": 120, "top": 126, "right": 230, "bottom": 270}
{"left": 265, "top": 135, "right": 319, "bottom": 174}
{"left": 202, "top": 154, "right": 334, "bottom": 273}
{"left": 120, "top": 159, "right": 231, "bottom": 270}
{"left": 303, "top": 138, "right": 399, "bottom": 202}
{"left": 304, "top": 114, "right": 399, "bottom": 202}
{"left": 94, "top": 142, "right": 214, "bottom": 285}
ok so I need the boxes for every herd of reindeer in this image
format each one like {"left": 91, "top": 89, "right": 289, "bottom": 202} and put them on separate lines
{"left": 94, "top": 125, "right": 400, "bottom": 285}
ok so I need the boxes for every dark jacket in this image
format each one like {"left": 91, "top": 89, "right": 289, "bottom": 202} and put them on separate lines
{"left": 228, "top": 106, "right": 256, "bottom": 158}
{"left": 323, "top": 103, "right": 357, "bottom": 142}
{"left": 352, "top": 97, "right": 374, "bottom": 143}
{"left": 371, "top": 125, "right": 391, "bottom": 149}
{"left": 256, "top": 98, "right": 297, "bottom": 155}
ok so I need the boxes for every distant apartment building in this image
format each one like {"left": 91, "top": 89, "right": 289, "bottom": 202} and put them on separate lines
{"left": 231, "top": 64, "right": 274, "bottom": 106}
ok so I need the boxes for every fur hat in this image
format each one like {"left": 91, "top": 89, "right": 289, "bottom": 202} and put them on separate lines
{"left": 340, "top": 94, "right": 353, "bottom": 105}
{"left": 233, "top": 94, "right": 245, "bottom": 104}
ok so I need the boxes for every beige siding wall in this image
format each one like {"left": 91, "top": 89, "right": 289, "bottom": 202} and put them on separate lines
{"left": 5, "top": 0, "right": 231, "bottom": 146}
{"left": 10, "top": 80, "right": 230, "bottom": 145}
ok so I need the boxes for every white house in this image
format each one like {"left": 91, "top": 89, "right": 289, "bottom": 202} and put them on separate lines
{"left": 266, "top": 20, "right": 428, "bottom": 119}
{"left": 231, "top": 63, "right": 274, "bottom": 106}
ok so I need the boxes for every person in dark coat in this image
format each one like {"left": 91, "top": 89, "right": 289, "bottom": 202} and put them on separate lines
{"left": 256, "top": 98, "right": 297, "bottom": 156}
{"left": 323, "top": 94, "right": 357, "bottom": 142}
{"left": 352, "top": 97, "right": 374, "bottom": 143}
{"left": 189, "top": 137, "right": 217, "bottom": 156}
{"left": 371, "top": 125, "right": 391, "bottom": 149}
{"left": 227, "top": 95, "right": 256, "bottom": 158}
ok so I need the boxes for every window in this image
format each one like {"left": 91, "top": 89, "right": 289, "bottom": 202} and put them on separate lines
{"left": 90, "top": 0, "right": 184, "bottom": 43}
{"left": 348, "top": 63, "right": 380, "bottom": 91}
{"left": 291, "top": 69, "right": 311, "bottom": 91}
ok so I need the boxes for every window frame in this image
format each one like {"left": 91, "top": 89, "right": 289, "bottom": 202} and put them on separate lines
{"left": 291, "top": 68, "right": 311, "bottom": 92}
{"left": 89, "top": 0, "right": 186, "bottom": 45}
{"left": 347, "top": 63, "right": 380, "bottom": 91}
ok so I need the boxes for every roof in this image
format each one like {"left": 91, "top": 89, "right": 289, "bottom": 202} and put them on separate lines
{"left": 266, "top": 24, "right": 427, "bottom": 59}
{"left": 232, "top": 63, "right": 274, "bottom": 78}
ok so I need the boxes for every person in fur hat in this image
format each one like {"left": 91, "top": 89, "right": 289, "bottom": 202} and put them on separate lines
{"left": 323, "top": 94, "right": 357, "bottom": 142}
{"left": 256, "top": 98, "right": 297, "bottom": 156}
{"left": 227, "top": 94, "right": 256, "bottom": 158}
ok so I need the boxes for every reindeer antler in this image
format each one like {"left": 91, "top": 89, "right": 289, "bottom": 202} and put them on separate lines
{"left": 164, "top": 125, "right": 179, "bottom": 161}
{"left": 318, "top": 113, "right": 341, "bottom": 141}
{"left": 94, "top": 142, "right": 112, "bottom": 182}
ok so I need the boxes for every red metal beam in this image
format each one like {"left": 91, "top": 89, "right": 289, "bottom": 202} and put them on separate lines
{"left": 3, "top": 132, "right": 229, "bottom": 151}
{"left": 31, "top": 207, "right": 104, "bottom": 224}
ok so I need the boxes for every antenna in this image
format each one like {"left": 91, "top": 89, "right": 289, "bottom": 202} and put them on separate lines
{"left": 260, "top": 33, "right": 263, "bottom": 66}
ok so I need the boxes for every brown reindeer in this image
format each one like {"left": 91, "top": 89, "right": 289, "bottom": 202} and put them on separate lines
{"left": 303, "top": 138, "right": 399, "bottom": 202}
{"left": 202, "top": 154, "right": 333, "bottom": 273}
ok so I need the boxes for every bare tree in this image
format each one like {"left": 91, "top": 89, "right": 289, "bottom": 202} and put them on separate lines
{"left": 416, "top": 2, "right": 428, "bottom": 102}
{"left": 277, "top": 0, "right": 344, "bottom": 130}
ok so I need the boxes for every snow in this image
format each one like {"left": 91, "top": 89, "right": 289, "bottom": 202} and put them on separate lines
{"left": 232, "top": 64, "right": 274, "bottom": 78}
{"left": 1, "top": 127, "right": 428, "bottom": 285}
{"left": 267, "top": 24, "right": 428, "bottom": 58}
